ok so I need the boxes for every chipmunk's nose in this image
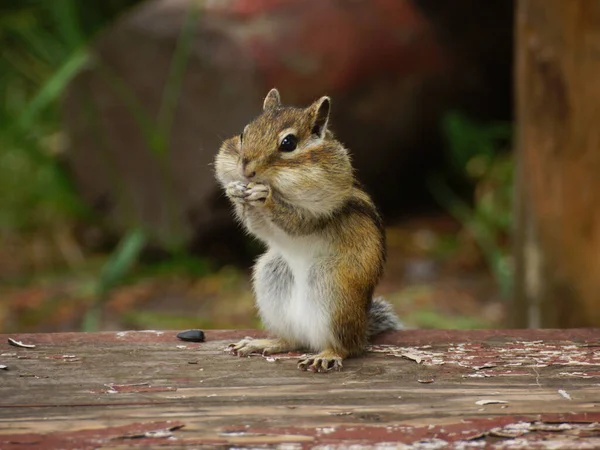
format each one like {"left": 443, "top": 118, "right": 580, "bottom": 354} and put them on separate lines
{"left": 242, "top": 159, "right": 256, "bottom": 179}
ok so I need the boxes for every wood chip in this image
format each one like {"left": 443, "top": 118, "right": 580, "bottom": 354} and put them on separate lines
{"left": 464, "top": 431, "right": 488, "bottom": 441}
{"left": 475, "top": 399, "right": 508, "bottom": 405}
{"left": 401, "top": 352, "right": 423, "bottom": 364}
{"left": 417, "top": 378, "right": 435, "bottom": 383}
{"left": 531, "top": 422, "right": 574, "bottom": 432}
{"left": 489, "top": 428, "right": 528, "bottom": 438}
{"left": 558, "top": 389, "right": 572, "bottom": 400}
{"left": 8, "top": 338, "right": 36, "bottom": 349}
{"left": 116, "top": 424, "right": 184, "bottom": 440}
{"left": 0, "top": 365, "right": 8, "bottom": 370}
{"left": 472, "top": 363, "right": 497, "bottom": 370}
{"left": 463, "top": 373, "right": 492, "bottom": 378}
{"left": 144, "top": 429, "right": 175, "bottom": 438}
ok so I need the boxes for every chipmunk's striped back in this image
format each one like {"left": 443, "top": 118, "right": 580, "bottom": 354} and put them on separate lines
{"left": 215, "top": 88, "right": 401, "bottom": 372}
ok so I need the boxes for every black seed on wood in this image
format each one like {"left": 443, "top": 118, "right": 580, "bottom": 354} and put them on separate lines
{"left": 177, "top": 330, "right": 205, "bottom": 342}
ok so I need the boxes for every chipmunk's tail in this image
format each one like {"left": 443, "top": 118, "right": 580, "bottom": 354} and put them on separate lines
{"left": 368, "top": 297, "right": 403, "bottom": 336}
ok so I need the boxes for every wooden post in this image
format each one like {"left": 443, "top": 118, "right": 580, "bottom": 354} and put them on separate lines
{"left": 513, "top": 0, "right": 600, "bottom": 327}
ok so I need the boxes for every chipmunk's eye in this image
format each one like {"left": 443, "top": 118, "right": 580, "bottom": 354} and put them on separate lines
{"left": 279, "top": 134, "right": 298, "bottom": 152}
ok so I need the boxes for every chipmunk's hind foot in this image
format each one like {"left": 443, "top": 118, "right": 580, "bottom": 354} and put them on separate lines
{"left": 298, "top": 349, "right": 345, "bottom": 373}
{"left": 227, "top": 337, "right": 292, "bottom": 357}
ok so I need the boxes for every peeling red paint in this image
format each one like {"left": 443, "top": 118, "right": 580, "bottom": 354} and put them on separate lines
{"left": 9, "top": 415, "right": 596, "bottom": 449}
{"left": 1, "top": 421, "right": 185, "bottom": 450}
{"left": 3, "top": 328, "right": 599, "bottom": 346}
{"left": 217, "top": 413, "right": 600, "bottom": 448}
{"left": 369, "top": 336, "right": 600, "bottom": 379}
{"left": 3, "top": 329, "right": 600, "bottom": 448}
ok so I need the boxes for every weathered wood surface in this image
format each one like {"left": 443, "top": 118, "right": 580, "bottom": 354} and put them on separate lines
{"left": 513, "top": 0, "right": 600, "bottom": 327}
{"left": 1, "top": 329, "right": 600, "bottom": 449}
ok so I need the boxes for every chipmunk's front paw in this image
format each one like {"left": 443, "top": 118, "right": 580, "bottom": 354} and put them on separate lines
{"left": 225, "top": 181, "right": 248, "bottom": 203}
{"left": 245, "top": 182, "right": 270, "bottom": 203}
{"left": 298, "top": 350, "right": 344, "bottom": 373}
{"left": 226, "top": 337, "right": 291, "bottom": 357}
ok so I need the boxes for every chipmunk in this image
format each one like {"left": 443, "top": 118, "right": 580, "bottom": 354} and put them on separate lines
{"left": 214, "top": 88, "right": 401, "bottom": 372}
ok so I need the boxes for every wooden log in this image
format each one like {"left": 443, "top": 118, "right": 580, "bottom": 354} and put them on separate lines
{"left": 513, "top": 0, "right": 600, "bottom": 327}
{"left": 1, "top": 329, "right": 600, "bottom": 448}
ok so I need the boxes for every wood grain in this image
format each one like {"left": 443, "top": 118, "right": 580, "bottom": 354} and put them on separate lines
{"left": 514, "top": 0, "right": 600, "bottom": 327}
{"left": 1, "top": 329, "right": 600, "bottom": 448}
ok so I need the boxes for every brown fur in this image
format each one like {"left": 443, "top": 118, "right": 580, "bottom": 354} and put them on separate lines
{"left": 214, "top": 88, "right": 396, "bottom": 372}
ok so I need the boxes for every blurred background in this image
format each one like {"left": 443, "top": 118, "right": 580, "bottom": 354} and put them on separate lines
{"left": 0, "top": 0, "right": 548, "bottom": 334}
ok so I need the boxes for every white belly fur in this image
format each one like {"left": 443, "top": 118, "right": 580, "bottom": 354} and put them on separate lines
{"left": 254, "top": 230, "right": 333, "bottom": 351}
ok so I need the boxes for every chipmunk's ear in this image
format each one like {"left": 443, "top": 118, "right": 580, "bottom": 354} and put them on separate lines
{"left": 308, "top": 96, "right": 330, "bottom": 138}
{"left": 263, "top": 88, "right": 281, "bottom": 110}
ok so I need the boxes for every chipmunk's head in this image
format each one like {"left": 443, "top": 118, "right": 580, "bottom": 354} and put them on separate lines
{"left": 216, "top": 88, "right": 354, "bottom": 214}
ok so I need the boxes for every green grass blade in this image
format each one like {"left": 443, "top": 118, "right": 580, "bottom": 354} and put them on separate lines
{"left": 96, "top": 228, "right": 146, "bottom": 297}
{"left": 51, "top": 0, "right": 84, "bottom": 49}
{"left": 13, "top": 47, "right": 88, "bottom": 132}
{"left": 83, "top": 228, "right": 146, "bottom": 332}
{"left": 156, "top": 3, "right": 200, "bottom": 155}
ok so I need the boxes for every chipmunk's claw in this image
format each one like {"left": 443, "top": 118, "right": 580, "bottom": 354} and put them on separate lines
{"left": 225, "top": 181, "right": 248, "bottom": 203}
{"left": 224, "top": 336, "right": 252, "bottom": 356}
{"left": 298, "top": 353, "right": 343, "bottom": 373}
{"left": 225, "top": 181, "right": 269, "bottom": 204}
{"left": 245, "top": 182, "right": 270, "bottom": 203}
{"left": 226, "top": 337, "right": 291, "bottom": 357}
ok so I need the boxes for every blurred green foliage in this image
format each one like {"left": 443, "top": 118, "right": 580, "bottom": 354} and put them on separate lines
{"left": 83, "top": 228, "right": 146, "bottom": 331}
{"left": 406, "top": 308, "right": 491, "bottom": 330}
{"left": 0, "top": 0, "right": 144, "bottom": 232}
{"left": 0, "top": 0, "right": 206, "bottom": 330}
{"left": 0, "top": 1, "right": 512, "bottom": 332}
{"left": 431, "top": 112, "right": 514, "bottom": 297}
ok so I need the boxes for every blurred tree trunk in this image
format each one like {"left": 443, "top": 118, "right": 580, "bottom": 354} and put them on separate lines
{"left": 513, "top": 0, "right": 600, "bottom": 327}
